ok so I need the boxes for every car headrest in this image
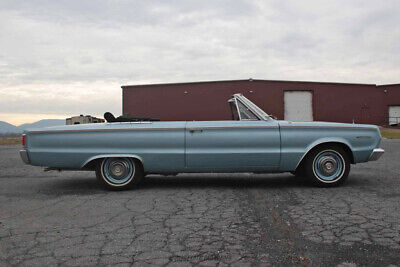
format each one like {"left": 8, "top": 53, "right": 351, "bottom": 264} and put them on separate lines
{"left": 104, "top": 112, "right": 116, "bottom": 122}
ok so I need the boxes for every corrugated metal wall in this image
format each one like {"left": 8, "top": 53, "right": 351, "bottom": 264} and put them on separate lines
{"left": 122, "top": 80, "right": 400, "bottom": 125}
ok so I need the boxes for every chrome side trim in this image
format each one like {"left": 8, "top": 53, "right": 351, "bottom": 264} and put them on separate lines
{"left": 368, "top": 148, "right": 384, "bottom": 161}
{"left": 104, "top": 122, "right": 153, "bottom": 124}
{"left": 29, "top": 127, "right": 186, "bottom": 134}
{"left": 187, "top": 126, "right": 278, "bottom": 130}
{"left": 19, "top": 150, "right": 30, "bottom": 164}
{"left": 29, "top": 125, "right": 278, "bottom": 134}
{"left": 81, "top": 154, "right": 145, "bottom": 169}
{"left": 280, "top": 125, "right": 377, "bottom": 130}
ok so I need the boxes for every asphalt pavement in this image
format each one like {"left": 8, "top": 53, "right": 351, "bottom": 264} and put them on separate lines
{"left": 0, "top": 140, "right": 399, "bottom": 266}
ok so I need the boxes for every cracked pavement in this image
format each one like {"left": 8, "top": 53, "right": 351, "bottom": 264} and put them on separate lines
{"left": 0, "top": 140, "right": 399, "bottom": 266}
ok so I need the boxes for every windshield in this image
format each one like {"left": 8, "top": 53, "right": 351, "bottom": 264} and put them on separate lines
{"left": 236, "top": 101, "right": 259, "bottom": 120}
{"left": 229, "top": 94, "right": 273, "bottom": 121}
{"left": 238, "top": 95, "right": 272, "bottom": 120}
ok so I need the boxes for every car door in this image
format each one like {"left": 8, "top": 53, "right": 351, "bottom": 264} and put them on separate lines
{"left": 185, "top": 120, "right": 280, "bottom": 171}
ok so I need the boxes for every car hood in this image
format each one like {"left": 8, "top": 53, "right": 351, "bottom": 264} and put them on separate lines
{"left": 277, "top": 120, "right": 380, "bottom": 130}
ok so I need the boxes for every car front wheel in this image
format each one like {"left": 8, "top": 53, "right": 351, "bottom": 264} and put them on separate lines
{"left": 96, "top": 157, "right": 143, "bottom": 190}
{"left": 304, "top": 145, "right": 350, "bottom": 187}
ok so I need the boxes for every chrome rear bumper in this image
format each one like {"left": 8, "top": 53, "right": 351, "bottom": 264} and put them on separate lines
{"left": 369, "top": 148, "right": 384, "bottom": 161}
{"left": 19, "top": 149, "right": 30, "bottom": 164}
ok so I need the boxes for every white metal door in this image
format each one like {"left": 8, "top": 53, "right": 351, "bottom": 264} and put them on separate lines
{"left": 389, "top": 106, "right": 400, "bottom": 125}
{"left": 284, "top": 91, "right": 313, "bottom": 121}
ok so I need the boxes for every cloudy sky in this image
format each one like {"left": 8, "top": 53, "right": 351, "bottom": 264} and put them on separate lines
{"left": 1, "top": 0, "right": 399, "bottom": 125}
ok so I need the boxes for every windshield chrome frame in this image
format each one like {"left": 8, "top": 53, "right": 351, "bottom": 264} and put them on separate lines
{"left": 230, "top": 93, "right": 273, "bottom": 121}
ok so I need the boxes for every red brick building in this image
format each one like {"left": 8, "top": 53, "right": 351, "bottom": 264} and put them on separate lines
{"left": 122, "top": 79, "right": 400, "bottom": 125}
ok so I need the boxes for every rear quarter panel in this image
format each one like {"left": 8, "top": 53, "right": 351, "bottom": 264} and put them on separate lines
{"left": 25, "top": 122, "right": 185, "bottom": 172}
{"left": 279, "top": 121, "right": 381, "bottom": 171}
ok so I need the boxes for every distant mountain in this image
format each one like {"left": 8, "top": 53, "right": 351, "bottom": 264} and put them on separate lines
{"left": 18, "top": 119, "right": 65, "bottom": 130}
{"left": 0, "top": 119, "right": 65, "bottom": 135}
{"left": 0, "top": 121, "right": 22, "bottom": 134}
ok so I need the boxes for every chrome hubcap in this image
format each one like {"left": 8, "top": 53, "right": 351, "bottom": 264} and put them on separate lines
{"left": 318, "top": 156, "right": 338, "bottom": 176}
{"left": 109, "top": 161, "right": 129, "bottom": 180}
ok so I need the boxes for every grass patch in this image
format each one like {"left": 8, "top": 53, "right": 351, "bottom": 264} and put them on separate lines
{"left": 380, "top": 127, "right": 400, "bottom": 139}
{"left": 0, "top": 137, "right": 21, "bottom": 145}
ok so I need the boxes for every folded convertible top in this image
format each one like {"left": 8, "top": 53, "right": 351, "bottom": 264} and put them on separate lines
{"left": 104, "top": 112, "right": 160, "bottom": 123}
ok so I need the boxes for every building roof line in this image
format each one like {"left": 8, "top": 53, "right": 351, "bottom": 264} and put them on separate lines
{"left": 377, "top": 83, "right": 400, "bottom": 87}
{"left": 121, "top": 78, "right": 379, "bottom": 89}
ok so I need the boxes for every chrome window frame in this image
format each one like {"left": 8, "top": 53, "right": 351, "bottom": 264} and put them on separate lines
{"left": 236, "top": 98, "right": 259, "bottom": 121}
{"left": 228, "top": 98, "right": 239, "bottom": 120}
{"left": 229, "top": 93, "right": 272, "bottom": 121}
{"left": 235, "top": 98, "right": 243, "bottom": 121}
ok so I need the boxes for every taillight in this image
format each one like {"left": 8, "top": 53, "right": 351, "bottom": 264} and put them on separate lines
{"left": 22, "top": 134, "right": 26, "bottom": 146}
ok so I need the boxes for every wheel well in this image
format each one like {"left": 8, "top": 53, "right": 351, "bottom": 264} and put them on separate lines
{"left": 296, "top": 142, "right": 355, "bottom": 171}
{"left": 82, "top": 157, "right": 145, "bottom": 172}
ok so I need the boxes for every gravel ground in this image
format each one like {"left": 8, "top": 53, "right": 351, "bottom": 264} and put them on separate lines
{"left": 0, "top": 140, "right": 399, "bottom": 266}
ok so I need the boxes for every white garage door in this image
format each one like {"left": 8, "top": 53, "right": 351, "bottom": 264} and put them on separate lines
{"left": 389, "top": 106, "right": 400, "bottom": 125}
{"left": 284, "top": 91, "right": 313, "bottom": 122}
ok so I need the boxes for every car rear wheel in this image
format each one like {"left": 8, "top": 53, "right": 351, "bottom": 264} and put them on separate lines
{"left": 96, "top": 157, "right": 143, "bottom": 190}
{"left": 304, "top": 145, "right": 350, "bottom": 187}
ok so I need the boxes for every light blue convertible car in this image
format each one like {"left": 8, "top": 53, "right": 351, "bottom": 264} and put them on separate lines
{"left": 20, "top": 94, "right": 384, "bottom": 190}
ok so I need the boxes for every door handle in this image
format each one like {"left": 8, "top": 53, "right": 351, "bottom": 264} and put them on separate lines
{"left": 188, "top": 128, "right": 203, "bottom": 133}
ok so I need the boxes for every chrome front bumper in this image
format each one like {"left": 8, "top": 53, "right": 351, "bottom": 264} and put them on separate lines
{"left": 369, "top": 148, "right": 384, "bottom": 161}
{"left": 19, "top": 149, "right": 30, "bottom": 164}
